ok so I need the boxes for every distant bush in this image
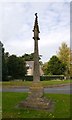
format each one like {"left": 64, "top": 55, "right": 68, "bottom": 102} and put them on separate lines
{"left": 24, "top": 75, "right": 33, "bottom": 81}
{"left": 40, "top": 75, "right": 64, "bottom": 81}
{"left": 24, "top": 75, "right": 64, "bottom": 81}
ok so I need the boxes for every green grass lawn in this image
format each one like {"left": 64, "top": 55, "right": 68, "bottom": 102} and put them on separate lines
{"left": 2, "top": 92, "right": 71, "bottom": 118}
{"left": 1, "top": 79, "right": 71, "bottom": 88}
{"left": 0, "top": 92, "right": 2, "bottom": 120}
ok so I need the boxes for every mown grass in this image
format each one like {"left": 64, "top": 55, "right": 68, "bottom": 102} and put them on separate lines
{"left": 2, "top": 92, "right": 71, "bottom": 118}
{"left": 1, "top": 79, "right": 71, "bottom": 88}
{"left": 0, "top": 92, "right": 2, "bottom": 120}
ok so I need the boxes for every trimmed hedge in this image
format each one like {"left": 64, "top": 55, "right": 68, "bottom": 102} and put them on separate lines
{"left": 40, "top": 75, "right": 64, "bottom": 81}
{"left": 24, "top": 75, "right": 33, "bottom": 81}
{"left": 24, "top": 75, "right": 64, "bottom": 81}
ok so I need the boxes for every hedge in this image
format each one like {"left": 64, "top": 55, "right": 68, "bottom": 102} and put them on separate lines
{"left": 24, "top": 75, "right": 64, "bottom": 81}
{"left": 24, "top": 75, "right": 33, "bottom": 81}
{"left": 40, "top": 75, "right": 64, "bottom": 81}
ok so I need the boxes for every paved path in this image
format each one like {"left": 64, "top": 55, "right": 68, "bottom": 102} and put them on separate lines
{"left": 1, "top": 84, "right": 72, "bottom": 94}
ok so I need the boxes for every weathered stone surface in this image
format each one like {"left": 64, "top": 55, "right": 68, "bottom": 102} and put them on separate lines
{"left": 17, "top": 14, "right": 54, "bottom": 111}
{"left": 29, "top": 82, "right": 44, "bottom": 98}
{"left": 18, "top": 83, "right": 53, "bottom": 110}
{"left": 33, "top": 13, "right": 40, "bottom": 82}
{"left": 19, "top": 98, "right": 52, "bottom": 110}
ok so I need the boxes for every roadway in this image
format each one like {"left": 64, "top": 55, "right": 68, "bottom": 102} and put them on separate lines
{"left": 1, "top": 84, "right": 72, "bottom": 94}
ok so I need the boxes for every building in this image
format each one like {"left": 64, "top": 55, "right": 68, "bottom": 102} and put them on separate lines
{"left": 26, "top": 61, "right": 44, "bottom": 76}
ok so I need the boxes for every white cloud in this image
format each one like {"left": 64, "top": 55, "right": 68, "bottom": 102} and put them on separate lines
{"left": 0, "top": 0, "right": 71, "bottom": 2}
{"left": 0, "top": 2, "right": 70, "bottom": 62}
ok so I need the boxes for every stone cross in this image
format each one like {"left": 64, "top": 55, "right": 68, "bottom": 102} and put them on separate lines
{"left": 33, "top": 13, "right": 40, "bottom": 82}
{"left": 18, "top": 14, "right": 53, "bottom": 110}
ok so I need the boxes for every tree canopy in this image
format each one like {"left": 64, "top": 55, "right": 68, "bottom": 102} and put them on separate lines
{"left": 70, "top": 50, "right": 72, "bottom": 77}
{"left": 2, "top": 44, "right": 27, "bottom": 81}
{"left": 57, "top": 42, "right": 70, "bottom": 64}
{"left": 22, "top": 53, "right": 41, "bottom": 61}
{"left": 2, "top": 46, "right": 8, "bottom": 81}
{"left": 7, "top": 55, "right": 27, "bottom": 79}
{"left": 42, "top": 62, "right": 48, "bottom": 75}
{"left": 57, "top": 42, "right": 70, "bottom": 76}
{"left": 2, "top": 42, "right": 71, "bottom": 80}
{"left": 45, "top": 56, "right": 66, "bottom": 75}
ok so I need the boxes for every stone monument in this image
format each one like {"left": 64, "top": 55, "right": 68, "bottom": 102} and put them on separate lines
{"left": 33, "top": 13, "right": 40, "bottom": 82}
{"left": 18, "top": 13, "right": 53, "bottom": 110}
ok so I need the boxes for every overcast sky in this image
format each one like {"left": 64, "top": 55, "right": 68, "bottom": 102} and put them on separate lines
{"left": 0, "top": 1, "right": 70, "bottom": 63}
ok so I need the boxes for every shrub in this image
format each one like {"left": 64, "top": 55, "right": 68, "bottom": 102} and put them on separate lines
{"left": 40, "top": 75, "right": 64, "bottom": 81}
{"left": 24, "top": 75, "right": 64, "bottom": 81}
{"left": 24, "top": 75, "right": 33, "bottom": 81}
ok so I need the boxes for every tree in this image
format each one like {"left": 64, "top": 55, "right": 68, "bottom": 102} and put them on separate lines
{"left": 2, "top": 45, "right": 8, "bottom": 81}
{"left": 7, "top": 55, "right": 18, "bottom": 78}
{"left": 46, "top": 56, "right": 66, "bottom": 75}
{"left": 22, "top": 53, "right": 41, "bottom": 61}
{"left": 4, "top": 52, "right": 9, "bottom": 62}
{"left": 57, "top": 42, "right": 70, "bottom": 76}
{"left": 16, "top": 57, "right": 27, "bottom": 80}
{"left": 70, "top": 50, "right": 72, "bottom": 77}
{"left": 8, "top": 55, "right": 27, "bottom": 80}
{"left": 42, "top": 62, "right": 48, "bottom": 75}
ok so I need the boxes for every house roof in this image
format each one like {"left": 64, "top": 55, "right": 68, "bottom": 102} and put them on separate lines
{"left": 26, "top": 61, "right": 34, "bottom": 69}
{"left": 26, "top": 61, "right": 44, "bottom": 75}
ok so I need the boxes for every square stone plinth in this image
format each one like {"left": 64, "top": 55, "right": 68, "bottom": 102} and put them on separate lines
{"left": 18, "top": 82, "right": 53, "bottom": 110}
{"left": 29, "top": 82, "right": 44, "bottom": 98}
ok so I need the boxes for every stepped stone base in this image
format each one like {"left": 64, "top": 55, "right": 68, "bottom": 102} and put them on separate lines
{"left": 18, "top": 82, "right": 53, "bottom": 110}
